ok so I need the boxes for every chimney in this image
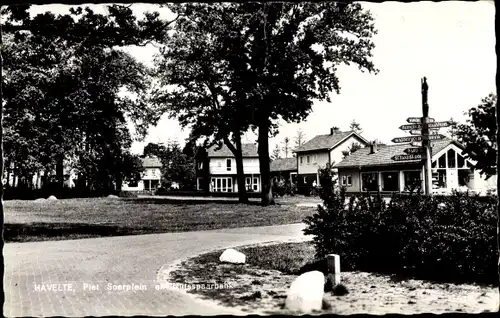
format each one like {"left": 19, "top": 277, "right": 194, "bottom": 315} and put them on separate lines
{"left": 330, "top": 127, "right": 340, "bottom": 135}
{"left": 369, "top": 142, "right": 378, "bottom": 154}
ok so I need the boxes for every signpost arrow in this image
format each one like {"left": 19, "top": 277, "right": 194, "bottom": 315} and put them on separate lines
{"left": 400, "top": 124, "right": 422, "bottom": 130}
{"left": 392, "top": 154, "right": 423, "bottom": 161}
{"left": 411, "top": 141, "right": 423, "bottom": 147}
{"left": 427, "top": 121, "right": 452, "bottom": 128}
{"left": 427, "top": 134, "right": 446, "bottom": 141}
{"left": 407, "top": 117, "right": 435, "bottom": 123}
{"left": 392, "top": 136, "right": 422, "bottom": 143}
{"left": 404, "top": 147, "right": 425, "bottom": 154}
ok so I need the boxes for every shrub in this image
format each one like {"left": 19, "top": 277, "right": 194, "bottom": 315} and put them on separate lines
{"left": 118, "top": 190, "right": 138, "bottom": 198}
{"left": 303, "top": 165, "right": 498, "bottom": 285}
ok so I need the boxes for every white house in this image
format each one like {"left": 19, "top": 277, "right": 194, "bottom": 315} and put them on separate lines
{"left": 121, "top": 156, "right": 162, "bottom": 192}
{"left": 293, "top": 127, "right": 370, "bottom": 191}
{"left": 195, "top": 143, "right": 261, "bottom": 193}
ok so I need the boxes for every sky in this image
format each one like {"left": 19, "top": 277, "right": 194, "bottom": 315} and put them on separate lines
{"left": 29, "top": 1, "right": 496, "bottom": 156}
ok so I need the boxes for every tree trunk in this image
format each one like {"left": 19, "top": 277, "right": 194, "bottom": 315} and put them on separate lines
{"left": 56, "top": 155, "right": 64, "bottom": 190}
{"left": 223, "top": 135, "right": 248, "bottom": 204}
{"left": 257, "top": 117, "right": 274, "bottom": 206}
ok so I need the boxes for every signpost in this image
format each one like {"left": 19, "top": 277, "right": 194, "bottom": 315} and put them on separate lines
{"left": 391, "top": 77, "right": 449, "bottom": 196}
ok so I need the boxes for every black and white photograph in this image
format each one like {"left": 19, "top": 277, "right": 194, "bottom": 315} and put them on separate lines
{"left": 1, "top": 1, "right": 498, "bottom": 316}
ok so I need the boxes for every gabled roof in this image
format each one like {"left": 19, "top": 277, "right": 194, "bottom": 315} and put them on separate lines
{"left": 270, "top": 158, "right": 297, "bottom": 172}
{"left": 207, "top": 143, "right": 259, "bottom": 158}
{"left": 142, "top": 156, "right": 162, "bottom": 168}
{"left": 335, "top": 139, "right": 464, "bottom": 168}
{"left": 295, "top": 131, "right": 368, "bottom": 153}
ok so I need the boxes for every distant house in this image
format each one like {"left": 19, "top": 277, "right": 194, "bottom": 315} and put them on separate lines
{"left": 270, "top": 158, "right": 297, "bottom": 185}
{"left": 335, "top": 139, "right": 497, "bottom": 195}
{"left": 196, "top": 143, "right": 261, "bottom": 193}
{"left": 294, "top": 127, "right": 370, "bottom": 191}
{"left": 121, "top": 156, "right": 162, "bottom": 192}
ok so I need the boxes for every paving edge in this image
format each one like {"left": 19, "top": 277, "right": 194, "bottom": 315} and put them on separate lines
{"left": 155, "top": 237, "right": 312, "bottom": 315}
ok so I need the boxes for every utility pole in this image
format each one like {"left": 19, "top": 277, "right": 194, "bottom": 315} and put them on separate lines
{"left": 421, "top": 77, "right": 433, "bottom": 196}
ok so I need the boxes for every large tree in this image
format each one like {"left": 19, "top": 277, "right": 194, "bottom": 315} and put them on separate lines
{"left": 152, "top": 3, "right": 254, "bottom": 203}
{"left": 1, "top": 4, "right": 173, "bottom": 194}
{"left": 452, "top": 93, "right": 497, "bottom": 179}
{"left": 154, "top": 3, "right": 377, "bottom": 205}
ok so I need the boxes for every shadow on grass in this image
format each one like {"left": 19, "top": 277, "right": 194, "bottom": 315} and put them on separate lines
{"left": 123, "top": 198, "right": 266, "bottom": 206}
{"left": 4, "top": 223, "right": 153, "bottom": 243}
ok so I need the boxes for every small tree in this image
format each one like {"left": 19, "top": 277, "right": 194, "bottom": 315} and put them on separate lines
{"left": 282, "top": 137, "right": 291, "bottom": 158}
{"left": 341, "top": 142, "right": 362, "bottom": 159}
{"left": 295, "top": 129, "right": 307, "bottom": 149}
{"left": 271, "top": 144, "right": 282, "bottom": 160}
{"left": 349, "top": 119, "right": 363, "bottom": 134}
{"left": 454, "top": 93, "right": 497, "bottom": 179}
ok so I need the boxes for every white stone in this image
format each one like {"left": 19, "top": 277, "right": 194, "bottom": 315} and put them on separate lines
{"left": 219, "top": 249, "right": 246, "bottom": 264}
{"left": 46, "top": 195, "right": 58, "bottom": 201}
{"left": 285, "top": 271, "right": 325, "bottom": 313}
{"left": 107, "top": 195, "right": 119, "bottom": 199}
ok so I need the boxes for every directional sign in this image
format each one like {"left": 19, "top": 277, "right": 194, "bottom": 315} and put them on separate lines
{"left": 392, "top": 154, "right": 423, "bottom": 161}
{"left": 400, "top": 124, "right": 422, "bottom": 130}
{"left": 404, "top": 147, "right": 425, "bottom": 154}
{"left": 427, "top": 121, "right": 452, "bottom": 128}
{"left": 392, "top": 134, "right": 445, "bottom": 143}
{"left": 411, "top": 141, "right": 423, "bottom": 147}
{"left": 409, "top": 130, "right": 438, "bottom": 135}
{"left": 407, "top": 117, "right": 435, "bottom": 123}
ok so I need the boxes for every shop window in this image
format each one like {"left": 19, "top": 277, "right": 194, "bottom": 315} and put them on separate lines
{"left": 403, "top": 171, "right": 421, "bottom": 192}
{"left": 361, "top": 172, "right": 378, "bottom": 192}
{"left": 381, "top": 171, "right": 399, "bottom": 192}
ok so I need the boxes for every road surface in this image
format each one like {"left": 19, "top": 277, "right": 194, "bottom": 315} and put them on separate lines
{"left": 4, "top": 223, "right": 310, "bottom": 316}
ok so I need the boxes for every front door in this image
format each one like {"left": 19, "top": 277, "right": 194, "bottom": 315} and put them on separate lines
{"left": 446, "top": 169, "right": 459, "bottom": 191}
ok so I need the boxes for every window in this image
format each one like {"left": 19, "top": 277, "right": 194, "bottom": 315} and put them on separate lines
{"left": 197, "top": 178, "right": 203, "bottom": 190}
{"left": 431, "top": 160, "right": 437, "bottom": 168}
{"left": 447, "top": 149, "right": 456, "bottom": 168}
{"left": 227, "top": 178, "right": 232, "bottom": 192}
{"left": 253, "top": 177, "right": 259, "bottom": 191}
{"left": 300, "top": 157, "right": 303, "bottom": 165}
{"left": 246, "top": 177, "right": 252, "bottom": 190}
{"left": 198, "top": 162, "right": 203, "bottom": 170}
{"left": 457, "top": 154, "right": 465, "bottom": 168}
{"left": 306, "top": 156, "right": 311, "bottom": 164}
{"left": 212, "top": 177, "right": 233, "bottom": 192}
{"left": 432, "top": 169, "right": 446, "bottom": 189}
{"left": 341, "top": 175, "right": 352, "bottom": 187}
{"left": 312, "top": 155, "right": 317, "bottom": 163}
{"left": 403, "top": 171, "right": 421, "bottom": 192}
{"left": 381, "top": 171, "right": 399, "bottom": 192}
{"left": 438, "top": 154, "right": 446, "bottom": 168}
{"left": 217, "top": 160, "right": 222, "bottom": 168}
{"left": 361, "top": 172, "right": 378, "bottom": 192}
{"left": 226, "top": 159, "right": 232, "bottom": 171}
{"left": 458, "top": 170, "right": 469, "bottom": 186}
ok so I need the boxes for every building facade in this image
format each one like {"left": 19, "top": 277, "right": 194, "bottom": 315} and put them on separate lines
{"left": 294, "top": 127, "right": 370, "bottom": 192}
{"left": 196, "top": 143, "right": 261, "bottom": 193}
{"left": 270, "top": 157, "right": 298, "bottom": 185}
{"left": 335, "top": 139, "right": 497, "bottom": 196}
{"left": 121, "top": 156, "right": 162, "bottom": 192}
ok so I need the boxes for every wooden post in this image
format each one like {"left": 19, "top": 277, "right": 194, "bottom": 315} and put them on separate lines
{"left": 421, "top": 77, "right": 433, "bottom": 196}
{"left": 326, "top": 254, "right": 341, "bottom": 285}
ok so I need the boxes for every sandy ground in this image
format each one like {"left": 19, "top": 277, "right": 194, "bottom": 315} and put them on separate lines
{"left": 167, "top": 253, "right": 499, "bottom": 315}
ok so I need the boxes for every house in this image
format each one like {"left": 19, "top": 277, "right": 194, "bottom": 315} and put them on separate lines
{"left": 294, "top": 127, "right": 370, "bottom": 192}
{"left": 334, "top": 139, "right": 497, "bottom": 195}
{"left": 270, "top": 158, "right": 298, "bottom": 185}
{"left": 195, "top": 143, "right": 261, "bottom": 193}
{"left": 121, "top": 156, "right": 162, "bottom": 192}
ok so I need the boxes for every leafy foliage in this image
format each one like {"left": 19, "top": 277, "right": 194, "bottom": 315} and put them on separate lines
{"left": 452, "top": 93, "right": 497, "bottom": 179}
{"left": 341, "top": 142, "right": 362, "bottom": 159}
{"left": 304, "top": 166, "right": 498, "bottom": 284}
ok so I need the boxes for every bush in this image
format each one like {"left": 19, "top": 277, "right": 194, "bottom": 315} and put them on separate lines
{"left": 303, "top": 165, "right": 498, "bottom": 285}
{"left": 118, "top": 190, "right": 138, "bottom": 198}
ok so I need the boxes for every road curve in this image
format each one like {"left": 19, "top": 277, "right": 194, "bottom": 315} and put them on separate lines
{"left": 4, "top": 223, "right": 310, "bottom": 316}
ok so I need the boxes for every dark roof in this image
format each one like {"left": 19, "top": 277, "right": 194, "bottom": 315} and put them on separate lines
{"left": 270, "top": 158, "right": 297, "bottom": 172}
{"left": 335, "top": 139, "right": 461, "bottom": 168}
{"left": 295, "top": 131, "right": 367, "bottom": 153}
{"left": 207, "top": 143, "right": 259, "bottom": 158}
{"left": 142, "top": 157, "right": 162, "bottom": 168}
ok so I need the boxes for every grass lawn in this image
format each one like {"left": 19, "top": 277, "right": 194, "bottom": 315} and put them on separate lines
{"left": 166, "top": 242, "right": 498, "bottom": 314}
{"left": 3, "top": 197, "right": 316, "bottom": 243}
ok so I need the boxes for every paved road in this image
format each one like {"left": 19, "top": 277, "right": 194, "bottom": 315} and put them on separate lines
{"left": 4, "top": 223, "right": 311, "bottom": 316}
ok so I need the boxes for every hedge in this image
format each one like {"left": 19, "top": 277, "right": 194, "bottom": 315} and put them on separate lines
{"left": 303, "top": 164, "right": 498, "bottom": 285}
